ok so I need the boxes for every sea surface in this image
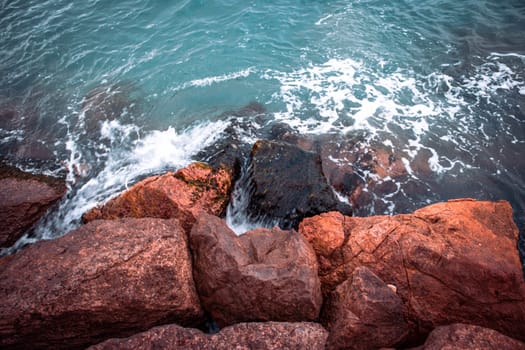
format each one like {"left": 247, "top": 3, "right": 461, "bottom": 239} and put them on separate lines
{"left": 1, "top": 0, "right": 524, "bottom": 260}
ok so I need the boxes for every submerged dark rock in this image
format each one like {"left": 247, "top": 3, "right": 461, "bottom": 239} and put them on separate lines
{"left": 247, "top": 140, "right": 351, "bottom": 229}
{"left": 80, "top": 82, "right": 139, "bottom": 134}
{"left": 0, "top": 163, "right": 66, "bottom": 247}
{"left": 196, "top": 101, "right": 268, "bottom": 172}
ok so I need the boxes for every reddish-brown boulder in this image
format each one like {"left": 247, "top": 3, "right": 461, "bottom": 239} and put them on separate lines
{"left": 298, "top": 199, "right": 525, "bottom": 342}
{"left": 82, "top": 162, "right": 232, "bottom": 231}
{"left": 321, "top": 266, "right": 409, "bottom": 350}
{"left": 88, "top": 322, "right": 328, "bottom": 350}
{"left": 413, "top": 323, "right": 525, "bottom": 350}
{"left": 0, "top": 218, "right": 204, "bottom": 349}
{"left": 189, "top": 212, "right": 322, "bottom": 327}
{"left": 0, "top": 164, "right": 66, "bottom": 247}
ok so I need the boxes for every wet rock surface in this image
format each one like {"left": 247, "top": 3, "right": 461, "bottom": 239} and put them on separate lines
{"left": 196, "top": 102, "right": 268, "bottom": 172}
{"left": 189, "top": 212, "right": 322, "bottom": 327}
{"left": 88, "top": 322, "right": 329, "bottom": 350}
{"left": 0, "top": 163, "right": 66, "bottom": 247}
{"left": 299, "top": 199, "right": 525, "bottom": 343}
{"left": 82, "top": 162, "right": 232, "bottom": 231}
{"left": 412, "top": 323, "right": 525, "bottom": 350}
{"left": 321, "top": 266, "right": 409, "bottom": 350}
{"left": 0, "top": 218, "right": 204, "bottom": 350}
{"left": 247, "top": 140, "right": 351, "bottom": 229}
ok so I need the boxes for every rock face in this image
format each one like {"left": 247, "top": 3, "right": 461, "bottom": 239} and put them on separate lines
{"left": 415, "top": 323, "right": 525, "bottom": 350}
{"left": 298, "top": 199, "right": 525, "bottom": 342}
{"left": 321, "top": 266, "right": 409, "bottom": 350}
{"left": 83, "top": 162, "right": 232, "bottom": 231}
{"left": 247, "top": 140, "right": 351, "bottom": 229}
{"left": 189, "top": 212, "right": 322, "bottom": 327}
{"left": 88, "top": 322, "right": 329, "bottom": 350}
{"left": 0, "top": 218, "right": 204, "bottom": 350}
{"left": 0, "top": 164, "right": 66, "bottom": 247}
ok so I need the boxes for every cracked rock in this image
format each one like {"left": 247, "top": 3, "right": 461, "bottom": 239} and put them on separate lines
{"left": 299, "top": 199, "right": 525, "bottom": 344}
{"left": 0, "top": 218, "right": 204, "bottom": 350}
{"left": 189, "top": 212, "right": 322, "bottom": 327}
{"left": 82, "top": 162, "right": 233, "bottom": 232}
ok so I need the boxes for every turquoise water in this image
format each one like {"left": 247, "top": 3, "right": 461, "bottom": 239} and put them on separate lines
{"left": 1, "top": 0, "right": 524, "bottom": 256}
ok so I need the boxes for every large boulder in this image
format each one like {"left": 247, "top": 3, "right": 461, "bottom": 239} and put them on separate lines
{"left": 0, "top": 163, "right": 66, "bottom": 247}
{"left": 88, "top": 322, "right": 328, "bottom": 350}
{"left": 83, "top": 162, "right": 232, "bottom": 231}
{"left": 247, "top": 140, "right": 351, "bottom": 229}
{"left": 189, "top": 212, "right": 322, "bottom": 327}
{"left": 0, "top": 218, "right": 204, "bottom": 349}
{"left": 298, "top": 199, "right": 525, "bottom": 342}
{"left": 414, "top": 323, "right": 525, "bottom": 350}
{"left": 321, "top": 266, "right": 409, "bottom": 350}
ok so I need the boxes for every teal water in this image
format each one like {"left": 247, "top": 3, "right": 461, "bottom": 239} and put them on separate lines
{"left": 1, "top": 0, "right": 524, "bottom": 257}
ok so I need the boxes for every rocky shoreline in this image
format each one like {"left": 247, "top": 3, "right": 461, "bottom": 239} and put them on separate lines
{"left": 1, "top": 141, "right": 525, "bottom": 348}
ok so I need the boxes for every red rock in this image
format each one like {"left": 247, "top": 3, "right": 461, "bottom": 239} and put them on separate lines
{"left": 298, "top": 199, "right": 525, "bottom": 342}
{"left": 88, "top": 322, "right": 328, "bottom": 350}
{"left": 0, "top": 218, "right": 204, "bottom": 349}
{"left": 321, "top": 266, "right": 409, "bottom": 350}
{"left": 82, "top": 162, "right": 232, "bottom": 231}
{"left": 0, "top": 164, "right": 66, "bottom": 247}
{"left": 189, "top": 212, "right": 322, "bottom": 327}
{"left": 414, "top": 323, "right": 525, "bottom": 350}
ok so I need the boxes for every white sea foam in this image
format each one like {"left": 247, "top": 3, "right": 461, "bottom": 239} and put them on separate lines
{"left": 265, "top": 58, "right": 451, "bottom": 138}
{"left": 315, "top": 14, "right": 333, "bottom": 26}
{"left": 171, "top": 68, "right": 255, "bottom": 92}
{"left": 25, "top": 120, "right": 230, "bottom": 242}
{"left": 259, "top": 55, "right": 524, "bottom": 216}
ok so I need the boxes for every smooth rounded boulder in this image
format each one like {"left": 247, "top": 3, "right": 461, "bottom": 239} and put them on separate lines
{"left": 299, "top": 199, "right": 525, "bottom": 342}
{"left": 0, "top": 218, "right": 204, "bottom": 349}
{"left": 88, "top": 322, "right": 329, "bottom": 350}
{"left": 189, "top": 212, "right": 322, "bottom": 327}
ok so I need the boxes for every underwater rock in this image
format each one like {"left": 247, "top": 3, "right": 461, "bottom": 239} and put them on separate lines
{"left": 413, "top": 323, "right": 525, "bottom": 350}
{"left": 88, "top": 322, "right": 328, "bottom": 350}
{"left": 82, "top": 162, "right": 233, "bottom": 231}
{"left": 299, "top": 199, "right": 525, "bottom": 343}
{"left": 321, "top": 266, "right": 409, "bottom": 350}
{"left": 247, "top": 140, "right": 351, "bottom": 229}
{"left": 0, "top": 218, "right": 204, "bottom": 350}
{"left": 0, "top": 103, "right": 20, "bottom": 130}
{"left": 0, "top": 163, "right": 66, "bottom": 247}
{"left": 189, "top": 212, "right": 322, "bottom": 327}
{"left": 80, "top": 83, "right": 138, "bottom": 134}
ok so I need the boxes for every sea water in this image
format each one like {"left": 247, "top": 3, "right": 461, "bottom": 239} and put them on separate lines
{"left": 0, "top": 0, "right": 524, "bottom": 258}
